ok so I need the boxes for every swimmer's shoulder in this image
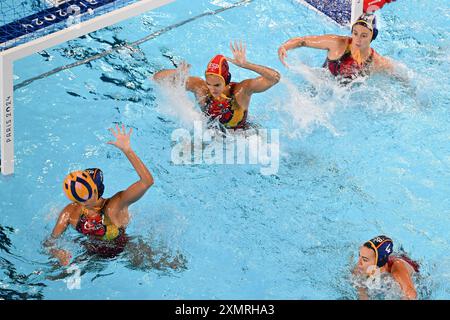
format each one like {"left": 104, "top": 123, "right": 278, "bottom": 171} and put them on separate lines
{"left": 228, "top": 81, "right": 249, "bottom": 106}
{"left": 328, "top": 35, "right": 350, "bottom": 42}
{"left": 56, "top": 202, "right": 82, "bottom": 228}
{"left": 339, "top": 36, "right": 351, "bottom": 47}
{"left": 371, "top": 51, "right": 383, "bottom": 68}
{"left": 322, "top": 35, "right": 350, "bottom": 47}
{"left": 389, "top": 257, "right": 411, "bottom": 275}
{"left": 102, "top": 193, "right": 130, "bottom": 227}
{"left": 228, "top": 81, "right": 241, "bottom": 93}
{"left": 105, "top": 192, "right": 129, "bottom": 213}
{"left": 371, "top": 49, "right": 382, "bottom": 61}
{"left": 371, "top": 51, "right": 394, "bottom": 73}
{"left": 326, "top": 36, "right": 351, "bottom": 59}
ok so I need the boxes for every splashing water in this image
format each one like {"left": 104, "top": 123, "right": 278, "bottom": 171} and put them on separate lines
{"left": 153, "top": 77, "right": 206, "bottom": 130}
{"left": 276, "top": 61, "right": 343, "bottom": 138}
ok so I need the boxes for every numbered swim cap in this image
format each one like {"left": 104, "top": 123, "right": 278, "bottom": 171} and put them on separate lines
{"left": 353, "top": 13, "right": 378, "bottom": 41}
{"left": 63, "top": 168, "right": 103, "bottom": 203}
{"left": 364, "top": 235, "right": 393, "bottom": 268}
{"left": 205, "top": 54, "right": 231, "bottom": 85}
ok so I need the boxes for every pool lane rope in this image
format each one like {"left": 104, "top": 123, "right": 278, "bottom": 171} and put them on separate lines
{"left": 14, "top": 0, "right": 253, "bottom": 90}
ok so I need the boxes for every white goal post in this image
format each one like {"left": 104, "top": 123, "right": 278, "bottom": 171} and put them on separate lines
{"left": 351, "top": 0, "right": 364, "bottom": 25}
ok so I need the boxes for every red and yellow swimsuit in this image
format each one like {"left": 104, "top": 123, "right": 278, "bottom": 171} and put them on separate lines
{"left": 76, "top": 201, "right": 127, "bottom": 257}
{"left": 202, "top": 83, "right": 248, "bottom": 129}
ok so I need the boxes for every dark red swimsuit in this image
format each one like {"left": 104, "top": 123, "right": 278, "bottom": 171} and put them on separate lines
{"left": 323, "top": 41, "right": 375, "bottom": 80}
{"left": 202, "top": 83, "right": 248, "bottom": 129}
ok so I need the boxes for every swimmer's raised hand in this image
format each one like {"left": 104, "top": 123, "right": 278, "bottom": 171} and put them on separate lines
{"left": 107, "top": 124, "right": 132, "bottom": 153}
{"left": 177, "top": 61, "right": 191, "bottom": 74}
{"left": 278, "top": 45, "right": 289, "bottom": 68}
{"left": 226, "top": 41, "right": 247, "bottom": 67}
{"left": 174, "top": 61, "right": 191, "bottom": 84}
{"left": 107, "top": 124, "right": 154, "bottom": 206}
{"left": 226, "top": 41, "right": 280, "bottom": 90}
{"left": 153, "top": 61, "right": 191, "bottom": 85}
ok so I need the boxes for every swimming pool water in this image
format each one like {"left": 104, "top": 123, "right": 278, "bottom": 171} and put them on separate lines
{"left": 1, "top": 0, "right": 449, "bottom": 299}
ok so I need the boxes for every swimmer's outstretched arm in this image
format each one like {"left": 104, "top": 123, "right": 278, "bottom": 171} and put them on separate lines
{"left": 372, "top": 52, "right": 397, "bottom": 74}
{"left": 153, "top": 62, "right": 192, "bottom": 86}
{"left": 370, "top": 53, "right": 413, "bottom": 87}
{"left": 153, "top": 62, "right": 206, "bottom": 95}
{"left": 153, "top": 61, "right": 189, "bottom": 83}
{"left": 227, "top": 41, "right": 280, "bottom": 93}
{"left": 374, "top": 55, "right": 412, "bottom": 84}
{"left": 107, "top": 125, "right": 154, "bottom": 207}
{"left": 278, "top": 35, "right": 345, "bottom": 67}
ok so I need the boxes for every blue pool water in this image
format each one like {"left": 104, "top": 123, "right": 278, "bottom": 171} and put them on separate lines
{"left": 1, "top": 0, "right": 449, "bottom": 299}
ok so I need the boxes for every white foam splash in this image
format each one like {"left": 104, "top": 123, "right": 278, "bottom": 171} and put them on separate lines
{"left": 153, "top": 78, "right": 206, "bottom": 130}
{"left": 63, "top": 264, "right": 82, "bottom": 290}
{"left": 276, "top": 61, "right": 343, "bottom": 138}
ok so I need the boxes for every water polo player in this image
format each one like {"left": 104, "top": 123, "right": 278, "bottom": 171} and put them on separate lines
{"left": 278, "top": 13, "right": 395, "bottom": 81}
{"left": 154, "top": 41, "right": 280, "bottom": 129}
{"left": 354, "top": 235, "right": 420, "bottom": 300}
{"left": 44, "top": 125, "right": 154, "bottom": 266}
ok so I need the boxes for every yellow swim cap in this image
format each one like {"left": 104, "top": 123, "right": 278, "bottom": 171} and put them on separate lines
{"left": 63, "top": 170, "right": 99, "bottom": 203}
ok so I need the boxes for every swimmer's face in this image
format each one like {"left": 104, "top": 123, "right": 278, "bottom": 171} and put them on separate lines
{"left": 205, "top": 74, "right": 226, "bottom": 99}
{"left": 351, "top": 24, "right": 372, "bottom": 49}
{"left": 357, "top": 246, "right": 377, "bottom": 275}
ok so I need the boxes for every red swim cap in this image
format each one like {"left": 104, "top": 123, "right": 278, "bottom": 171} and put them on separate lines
{"left": 205, "top": 55, "right": 231, "bottom": 85}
